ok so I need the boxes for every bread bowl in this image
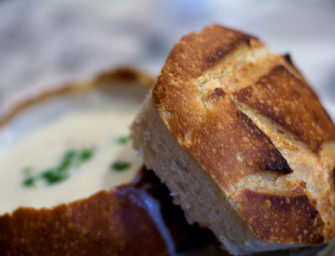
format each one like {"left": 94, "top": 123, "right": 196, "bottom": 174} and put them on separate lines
{"left": 131, "top": 25, "right": 335, "bottom": 255}
{"left": 0, "top": 69, "right": 195, "bottom": 255}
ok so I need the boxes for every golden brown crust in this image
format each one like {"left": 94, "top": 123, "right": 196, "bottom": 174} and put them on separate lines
{"left": 234, "top": 188, "right": 324, "bottom": 244}
{"left": 153, "top": 25, "right": 291, "bottom": 193}
{"left": 234, "top": 65, "right": 335, "bottom": 153}
{"left": 152, "top": 24, "right": 335, "bottom": 245}
{"left": 0, "top": 187, "right": 167, "bottom": 256}
{"left": 156, "top": 25, "right": 254, "bottom": 83}
{"left": 182, "top": 91, "right": 292, "bottom": 191}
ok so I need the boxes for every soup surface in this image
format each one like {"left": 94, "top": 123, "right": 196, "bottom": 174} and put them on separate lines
{"left": 0, "top": 92, "right": 142, "bottom": 215}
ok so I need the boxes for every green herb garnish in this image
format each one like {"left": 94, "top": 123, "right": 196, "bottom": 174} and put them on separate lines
{"left": 111, "top": 161, "right": 131, "bottom": 172}
{"left": 23, "top": 177, "right": 35, "bottom": 187}
{"left": 59, "top": 150, "right": 76, "bottom": 170}
{"left": 22, "top": 147, "right": 95, "bottom": 188}
{"left": 41, "top": 169, "right": 69, "bottom": 184}
{"left": 22, "top": 167, "right": 35, "bottom": 187}
{"left": 117, "top": 136, "right": 129, "bottom": 144}
{"left": 76, "top": 148, "right": 94, "bottom": 167}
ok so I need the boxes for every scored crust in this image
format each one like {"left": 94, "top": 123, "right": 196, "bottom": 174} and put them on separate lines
{"left": 131, "top": 24, "right": 335, "bottom": 254}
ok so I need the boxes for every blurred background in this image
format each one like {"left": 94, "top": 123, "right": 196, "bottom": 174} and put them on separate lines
{"left": 0, "top": 0, "right": 334, "bottom": 119}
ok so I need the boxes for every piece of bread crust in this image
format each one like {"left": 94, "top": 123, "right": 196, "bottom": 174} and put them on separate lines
{"left": 0, "top": 179, "right": 168, "bottom": 256}
{"left": 131, "top": 25, "right": 335, "bottom": 255}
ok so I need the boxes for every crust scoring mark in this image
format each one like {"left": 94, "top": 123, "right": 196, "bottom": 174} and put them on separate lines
{"left": 205, "top": 35, "right": 251, "bottom": 67}
{"left": 234, "top": 65, "right": 335, "bottom": 153}
{"left": 214, "top": 88, "right": 225, "bottom": 96}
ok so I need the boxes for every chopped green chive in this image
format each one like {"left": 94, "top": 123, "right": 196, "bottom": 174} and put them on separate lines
{"left": 41, "top": 170, "right": 69, "bottom": 184}
{"left": 58, "top": 150, "right": 75, "bottom": 171}
{"left": 22, "top": 147, "right": 95, "bottom": 188}
{"left": 23, "top": 177, "right": 35, "bottom": 187}
{"left": 117, "top": 136, "right": 129, "bottom": 144}
{"left": 79, "top": 148, "right": 94, "bottom": 161}
{"left": 75, "top": 148, "right": 94, "bottom": 167}
{"left": 111, "top": 161, "right": 131, "bottom": 172}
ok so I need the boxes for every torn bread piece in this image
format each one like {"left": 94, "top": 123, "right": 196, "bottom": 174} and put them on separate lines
{"left": 131, "top": 25, "right": 335, "bottom": 255}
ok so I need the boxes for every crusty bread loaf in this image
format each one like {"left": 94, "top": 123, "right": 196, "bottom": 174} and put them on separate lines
{"left": 131, "top": 25, "right": 335, "bottom": 255}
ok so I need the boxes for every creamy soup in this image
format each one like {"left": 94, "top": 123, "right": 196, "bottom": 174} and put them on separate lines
{"left": 0, "top": 101, "right": 141, "bottom": 215}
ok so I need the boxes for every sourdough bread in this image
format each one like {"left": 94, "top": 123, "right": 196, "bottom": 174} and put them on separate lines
{"left": 131, "top": 25, "right": 335, "bottom": 255}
